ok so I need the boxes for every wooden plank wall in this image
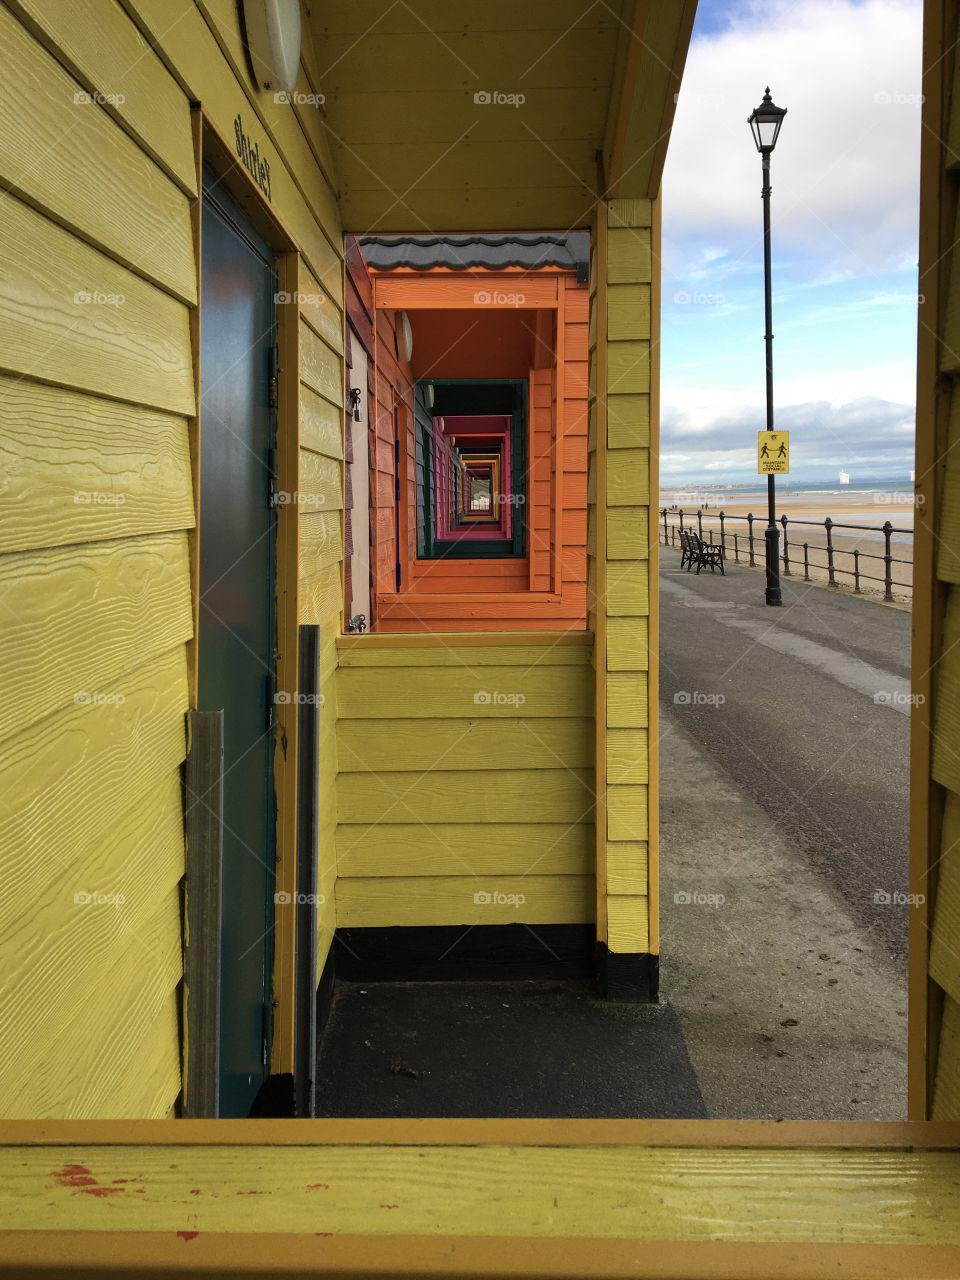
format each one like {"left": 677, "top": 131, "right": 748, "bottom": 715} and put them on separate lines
{"left": 0, "top": 0, "right": 195, "bottom": 1118}
{"left": 919, "top": 0, "right": 960, "bottom": 1118}
{"left": 0, "top": 0, "right": 345, "bottom": 1113}
{"left": 334, "top": 640, "right": 595, "bottom": 926}
{"left": 589, "top": 199, "right": 655, "bottom": 958}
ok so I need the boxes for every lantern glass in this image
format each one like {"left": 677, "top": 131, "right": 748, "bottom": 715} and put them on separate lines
{"left": 748, "top": 88, "right": 787, "bottom": 153}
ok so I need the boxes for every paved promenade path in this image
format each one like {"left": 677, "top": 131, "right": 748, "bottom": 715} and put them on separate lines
{"left": 659, "top": 548, "right": 910, "bottom": 1118}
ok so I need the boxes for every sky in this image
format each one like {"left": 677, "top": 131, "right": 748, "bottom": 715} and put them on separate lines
{"left": 660, "top": 0, "right": 922, "bottom": 485}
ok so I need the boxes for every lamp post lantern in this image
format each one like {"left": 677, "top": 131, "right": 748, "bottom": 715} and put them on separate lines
{"left": 748, "top": 86, "right": 787, "bottom": 607}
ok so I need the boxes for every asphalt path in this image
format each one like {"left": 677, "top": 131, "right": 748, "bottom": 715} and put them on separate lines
{"left": 659, "top": 548, "right": 911, "bottom": 965}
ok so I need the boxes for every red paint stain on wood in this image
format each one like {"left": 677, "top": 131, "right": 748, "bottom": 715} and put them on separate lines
{"left": 52, "top": 1165, "right": 125, "bottom": 1196}
{"left": 177, "top": 1231, "right": 199, "bottom": 1243}
{"left": 306, "top": 1183, "right": 330, "bottom": 1191}
{"left": 189, "top": 1189, "right": 202, "bottom": 1196}
{"left": 379, "top": 1204, "right": 399, "bottom": 1209}
{"left": 52, "top": 1164, "right": 96, "bottom": 1188}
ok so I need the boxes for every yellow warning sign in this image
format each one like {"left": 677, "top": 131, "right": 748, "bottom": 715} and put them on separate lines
{"left": 758, "top": 430, "right": 790, "bottom": 474}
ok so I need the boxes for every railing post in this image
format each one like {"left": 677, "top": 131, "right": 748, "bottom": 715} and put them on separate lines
{"left": 747, "top": 512, "right": 756, "bottom": 566}
{"left": 697, "top": 508, "right": 704, "bottom": 539}
{"left": 671, "top": 525, "right": 676, "bottom": 547}
{"left": 719, "top": 510, "right": 726, "bottom": 553}
{"left": 825, "top": 517, "right": 837, "bottom": 586}
{"left": 734, "top": 532, "right": 740, "bottom": 563}
{"left": 780, "top": 513, "right": 790, "bottom": 576}
{"left": 882, "top": 521, "right": 894, "bottom": 601}
{"left": 678, "top": 508, "right": 685, "bottom": 531}
{"left": 662, "top": 508, "right": 668, "bottom": 545}
{"left": 803, "top": 542, "right": 810, "bottom": 581}
{"left": 853, "top": 548, "right": 862, "bottom": 593}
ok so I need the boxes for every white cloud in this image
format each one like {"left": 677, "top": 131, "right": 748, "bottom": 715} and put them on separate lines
{"left": 663, "top": 0, "right": 922, "bottom": 278}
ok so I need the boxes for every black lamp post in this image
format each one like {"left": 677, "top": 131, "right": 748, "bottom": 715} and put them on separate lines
{"left": 748, "top": 87, "right": 787, "bottom": 607}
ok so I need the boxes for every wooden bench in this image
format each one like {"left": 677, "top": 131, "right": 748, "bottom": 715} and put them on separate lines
{"left": 679, "top": 528, "right": 724, "bottom": 575}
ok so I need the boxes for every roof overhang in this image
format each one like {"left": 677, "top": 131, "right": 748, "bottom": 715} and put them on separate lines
{"left": 307, "top": 1, "right": 698, "bottom": 232}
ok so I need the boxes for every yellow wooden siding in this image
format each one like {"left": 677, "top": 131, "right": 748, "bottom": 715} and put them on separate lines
{"left": 335, "top": 642, "right": 595, "bottom": 928}
{"left": 0, "top": 375, "right": 194, "bottom": 555}
{"left": 0, "top": 645, "right": 189, "bottom": 1115}
{"left": 0, "top": 530, "right": 192, "bottom": 743}
{"left": 7, "top": 0, "right": 198, "bottom": 193}
{"left": 125, "top": 0, "right": 342, "bottom": 299}
{"left": 337, "top": 876, "right": 595, "bottom": 928}
{"left": 591, "top": 199, "right": 656, "bottom": 955}
{"left": 0, "top": 190, "right": 194, "bottom": 416}
{"left": 0, "top": 0, "right": 346, "bottom": 1115}
{"left": 922, "top": 0, "right": 960, "bottom": 1118}
{"left": 0, "top": 7, "right": 195, "bottom": 303}
{"left": 0, "top": 0, "right": 194, "bottom": 1117}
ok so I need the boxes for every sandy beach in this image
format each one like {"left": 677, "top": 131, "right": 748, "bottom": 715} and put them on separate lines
{"left": 660, "top": 485, "right": 916, "bottom": 601}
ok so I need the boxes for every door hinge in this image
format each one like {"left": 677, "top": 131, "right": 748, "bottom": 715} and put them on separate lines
{"left": 267, "top": 345, "right": 279, "bottom": 409}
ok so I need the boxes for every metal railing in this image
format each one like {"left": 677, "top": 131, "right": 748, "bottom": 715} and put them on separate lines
{"left": 660, "top": 508, "right": 913, "bottom": 601}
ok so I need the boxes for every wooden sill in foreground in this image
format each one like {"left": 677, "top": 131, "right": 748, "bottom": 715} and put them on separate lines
{"left": 2, "top": 1121, "right": 960, "bottom": 1277}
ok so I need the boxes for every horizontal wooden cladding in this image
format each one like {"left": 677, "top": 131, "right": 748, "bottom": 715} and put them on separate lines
{"left": 606, "top": 341, "right": 650, "bottom": 395}
{"left": 338, "top": 768, "right": 595, "bottom": 826}
{"left": 375, "top": 591, "right": 584, "bottom": 620}
{"left": 934, "top": 994, "right": 960, "bottom": 1118}
{"left": 607, "top": 508, "right": 649, "bottom": 559}
{"left": 0, "top": 644, "right": 188, "bottom": 1116}
{"left": 336, "top": 875, "right": 595, "bottom": 927}
{"left": 0, "top": 5, "right": 196, "bottom": 303}
{"left": 374, "top": 275, "right": 560, "bottom": 310}
{"left": 606, "top": 394, "right": 650, "bottom": 448}
{"left": 7, "top": 0, "right": 197, "bottom": 194}
{"left": 300, "top": 322, "right": 344, "bottom": 409}
{"left": 0, "top": 375, "right": 193, "bottom": 554}
{"left": 607, "top": 227, "right": 652, "bottom": 284}
{"left": 0, "top": 191, "right": 194, "bottom": 415}
{"left": 604, "top": 448, "right": 649, "bottom": 506}
{"left": 337, "top": 634, "right": 592, "bottom": 660}
{"left": 125, "top": 0, "right": 342, "bottom": 299}
{"left": 299, "top": 450, "right": 343, "bottom": 512}
{"left": 297, "top": 260, "right": 344, "bottom": 356}
{"left": 934, "top": 588, "right": 960, "bottom": 794}
{"left": 0, "top": 801, "right": 183, "bottom": 1118}
{"left": 607, "top": 785, "right": 648, "bottom": 842}
{"left": 606, "top": 729, "right": 648, "bottom": 784}
{"left": 337, "top": 717, "right": 594, "bottom": 774}
{"left": 337, "top": 664, "right": 592, "bottom": 719}
{"left": 299, "top": 562, "right": 341, "bottom": 628}
{"left": 0, "top": 644, "right": 189, "bottom": 928}
{"left": 939, "top": 389, "right": 960, "bottom": 582}
{"left": 608, "top": 283, "right": 651, "bottom": 341}
{"left": 337, "top": 822, "right": 594, "bottom": 878}
{"left": 606, "top": 841, "right": 648, "bottom": 895}
{"left": 607, "top": 894, "right": 649, "bottom": 952}
{"left": 931, "top": 791, "right": 960, "bottom": 1006}
{"left": 300, "top": 385, "right": 342, "bottom": 460}
{"left": 607, "top": 674, "right": 649, "bottom": 727}
{"left": 0, "top": 530, "right": 193, "bottom": 743}
{"left": 605, "top": 562, "right": 649, "bottom": 617}
{"left": 298, "top": 509, "right": 343, "bottom": 578}
{"left": 607, "top": 618, "right": 649, "bottom": 671}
